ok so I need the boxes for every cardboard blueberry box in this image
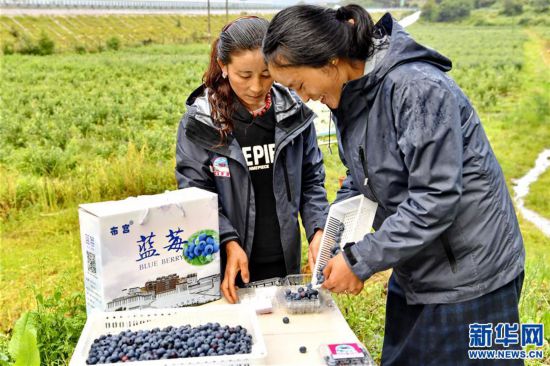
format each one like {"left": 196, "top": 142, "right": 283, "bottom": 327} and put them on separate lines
{"left": 78, "top": 188, "right": 221, "bottom": 314}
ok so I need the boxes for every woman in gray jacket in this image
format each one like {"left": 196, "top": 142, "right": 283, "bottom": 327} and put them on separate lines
{"left": 175, "top": 17, "right": 328, "bottom": 304}
{"left": 263, "top": 5, "right": 525, "bottom": 365}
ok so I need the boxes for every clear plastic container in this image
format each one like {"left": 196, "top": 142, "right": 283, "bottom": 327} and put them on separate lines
{"left": 276, "top": 274, "right": 333, "bottom": 314}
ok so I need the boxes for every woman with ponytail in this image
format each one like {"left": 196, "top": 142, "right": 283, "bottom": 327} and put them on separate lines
{"left": 264, "top": 5, "right": 524, "bottom": 365}
{"left": 175, "top": 17, "right": 328, "bottom": 305}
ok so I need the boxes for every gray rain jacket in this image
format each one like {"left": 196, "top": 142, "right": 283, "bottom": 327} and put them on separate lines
{"left": 336, "top": 13, "right": 525, "bottom": 304}
{"left": 175, "top": 83, "right": 329, "bottom": 275}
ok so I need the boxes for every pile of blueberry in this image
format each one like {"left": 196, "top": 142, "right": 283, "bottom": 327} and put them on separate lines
{"left": 184, "top": 232, "right": 220, "bottom": 261}
{"left": 86, "top": 323, "right": 253, "bottom": 364}
{"left": 284, "top": 283, "right": 320, "bottom": 301}
{"left": 316, "top": 223, "right": 345, "bottom": 285}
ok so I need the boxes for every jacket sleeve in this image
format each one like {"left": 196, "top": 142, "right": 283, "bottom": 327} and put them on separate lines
{"left": 175, "top": 114, "right": 240, "bottom": 245}
{"left": 343, "top": 79, "right": 463, "bottom": 280}
{"left": 299, "top": 117, "right": 330, "bottom": 242}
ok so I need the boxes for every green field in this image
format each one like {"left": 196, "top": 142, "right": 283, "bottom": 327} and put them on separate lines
{"left": 0, "top": 14, "right": 242, "bottom": 53}
{"left": 0, "top": 11, "right": 413, "bottom": 55}
{"left": 0, "top": 13, "right": 549, "bottom": 365}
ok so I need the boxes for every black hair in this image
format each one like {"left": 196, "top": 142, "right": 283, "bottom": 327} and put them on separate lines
{"left": 263, "top": 4, "right": 375, "bottom": 68}
{"left": 204, "top": 17, "right": 269, "bottom": 143}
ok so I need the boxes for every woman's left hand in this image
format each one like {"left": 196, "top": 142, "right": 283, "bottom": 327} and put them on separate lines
{"left": 322, "top": 253, "right": 364, "bottom": 295}
{"left": 308, "top": 229, "right": 324, "bottom": 273}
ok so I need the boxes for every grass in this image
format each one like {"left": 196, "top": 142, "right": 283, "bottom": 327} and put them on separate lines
{"left": 525, "top": 168, "right": 550, "bottom": 219}
{"left": 0, "top": 18, "right": 549, "bottom": 365}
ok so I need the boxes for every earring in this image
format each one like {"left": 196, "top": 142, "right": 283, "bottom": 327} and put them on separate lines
{"left": 222, "top": 72, "right": 227, "bottom": 79}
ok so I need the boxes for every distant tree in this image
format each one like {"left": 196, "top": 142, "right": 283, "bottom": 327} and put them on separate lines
{"left": 106, "top": 37, "right": 121, "bottom": 51}
{"left": 436, "top": 0, "right": 473, "bottom": 20}
{"left": 37, "top": 33, "right": 55, "bottom": 55}
{"left": 474, "top": 0, "right": 497, "bottom": 8}
{"left": 421, "top": 0, "right": 438, "bottom": 20}
{"left": 340, "top": 0, "right": 401, "bottom": 8}
{"left": 529, "top": 0, "right": 549, "bottom": 12}
{"left": 501, "top": 0, "right": 523, "bottom": 15}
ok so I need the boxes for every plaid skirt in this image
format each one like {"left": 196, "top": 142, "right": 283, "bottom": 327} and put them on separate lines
{"left": 381, "top": 272, "right": 524, "bottom": 366}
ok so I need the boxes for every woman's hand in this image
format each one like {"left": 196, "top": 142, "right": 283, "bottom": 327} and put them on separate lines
{"left": 221, "top": 241, "right": 250, "bottom": 304}
{"left": 322, "top": 253, "right": 364, "bottom": 295}
{"left": 308, "top": 229, "right": 324, "bottom": 273}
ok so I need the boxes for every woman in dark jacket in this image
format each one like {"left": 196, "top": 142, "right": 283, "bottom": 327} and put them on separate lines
{"left": 263, "top": 5, "right": 525, "bottom": 365}
{"left": 175, "top": 17, "right": 328, "bottom": 304}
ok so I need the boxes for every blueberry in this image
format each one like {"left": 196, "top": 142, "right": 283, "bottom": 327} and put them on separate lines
{"left": 282, "top": 317, "right": 290, "bottom": 324}
{"left": 299, "top": 346, "right": 307, "bottom": 353}
{"left": 198, "top": 241, "right": 206, "bottom": 251}
{"left": 193, "top": 245, "right": 201, "bottom": 256}
{"left": 87, "top": 322, "right": 253, "bottom": 362}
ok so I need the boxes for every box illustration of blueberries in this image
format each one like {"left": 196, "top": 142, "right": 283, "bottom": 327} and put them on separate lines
{"left": 78, "top": 188, "right": 221, "bottom": 314}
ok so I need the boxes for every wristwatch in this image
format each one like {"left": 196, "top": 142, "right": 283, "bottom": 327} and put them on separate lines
{"left": 343, "top": 242, "right": 358, "bottom": 266}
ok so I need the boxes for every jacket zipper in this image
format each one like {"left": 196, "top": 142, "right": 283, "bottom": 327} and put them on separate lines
{"left": 243, "top": 177, "right": 251, "bottom": 246}
{"left": 281, "top": 150, "right": 292, "bottom": 202}
{"left": 358, "top": 145, "right": 381, "bottom": 205}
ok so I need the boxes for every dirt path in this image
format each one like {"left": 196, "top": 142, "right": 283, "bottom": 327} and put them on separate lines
{"left": 513, "top": 150, "right": 550, "bottom": 237}
{"left": 511, "top": 31, "right": 550, "bottom": 237}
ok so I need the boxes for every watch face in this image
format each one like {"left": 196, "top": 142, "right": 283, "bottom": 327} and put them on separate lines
{"left": 343, "top": 242, "right": 358, "bottom": 266}
{"left": 343, "top": 242, "right": 355, "bottom": 249}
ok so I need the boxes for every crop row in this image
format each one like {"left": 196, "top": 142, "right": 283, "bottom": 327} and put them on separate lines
{"left": 0, "top": 12, "right": 412, "bottom": 54}
{"left": 0, "top": 25, "right": 530, "bottom": 218}
{"left": 0, "top": 14, "right": 246, "bottom": 53}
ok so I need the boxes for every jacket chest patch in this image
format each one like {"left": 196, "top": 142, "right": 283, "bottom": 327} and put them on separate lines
{"left": 211, "top": 157, "right": 230, "bottom": 177}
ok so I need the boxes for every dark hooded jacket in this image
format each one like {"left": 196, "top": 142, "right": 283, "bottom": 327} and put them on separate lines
{"left": 335, "top": 14, "right": 525, "bottom": 304}
{"left": 175, "top": 83, "right": 329, "bottom": 275}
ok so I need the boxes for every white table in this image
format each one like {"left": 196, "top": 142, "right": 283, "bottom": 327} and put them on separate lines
{"left": 206, "top": 288, "right": 374, "bottom": 366}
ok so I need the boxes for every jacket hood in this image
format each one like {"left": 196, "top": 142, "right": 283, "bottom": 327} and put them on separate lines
{"left": 343, "top": 13, "right": 452, "bottom": 95}
{"left": 184, "top": 82, "right": 304, "bottom": 129}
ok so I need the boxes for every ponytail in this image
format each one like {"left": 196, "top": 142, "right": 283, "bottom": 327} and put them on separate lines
{"left": 335, "top": 4, "right": 375, "bottom": 61}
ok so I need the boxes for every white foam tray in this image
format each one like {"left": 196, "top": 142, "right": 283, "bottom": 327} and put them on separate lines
{"left": 70, "top": 304, "right": 267, "bottom": 366}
